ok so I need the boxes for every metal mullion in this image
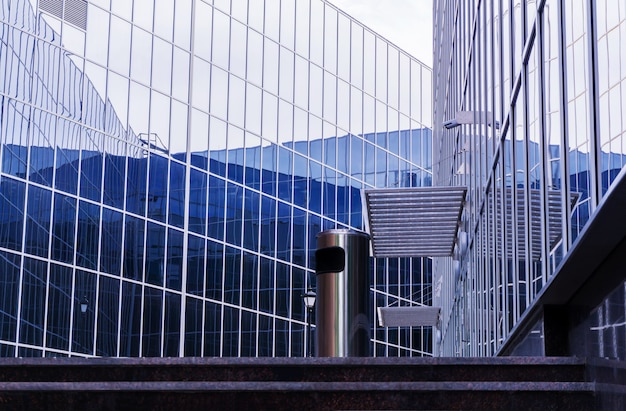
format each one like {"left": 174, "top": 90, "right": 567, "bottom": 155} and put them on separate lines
{"left": 91, "top": 271, "right": 101, "bottom": 356}
{"left": 557, "top": 0, "right": 572, "bottom": 254}
{"left": 521, "top": 52, "right": 532, "bottom": 315}
{"left": 536, "top": 6, "right": 551, "bottom": 286}
{"left": 218, "top": 240, "right": 226, "bottom": 357}
{"left": 586, "top": 0, "right": 602, "bottom": 211}
{"left": 271, "top": 198, "right": 278, "bottom": 357}
{"left": 115, "top": 266, "right": 123, "bottom": 356}
{"left": 177, "top": 0, "right": 197, "bottom": 357}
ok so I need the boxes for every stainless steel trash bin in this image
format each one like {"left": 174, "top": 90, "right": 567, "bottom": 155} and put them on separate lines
{"left": 315, "top": 229, "right": 371, "bottom": 357}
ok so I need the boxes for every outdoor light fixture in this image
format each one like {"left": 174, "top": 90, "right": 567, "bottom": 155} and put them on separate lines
{"left": 303, "top": 289, "right": 316, "bottom": 357}
{"left": 303, "top": 289, "right": 316, "bottom": 309}
{"left": 80, "top": 296, "right": 89, "bottom": 314}
{"left": 444, "top": 111, "right": 500, "bottom": 129}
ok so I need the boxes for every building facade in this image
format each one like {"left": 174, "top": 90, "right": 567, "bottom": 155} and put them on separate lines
{"left": 0, "top": 0, "right": 433, "bottom": 357}
{"left": 433, "top": 0, "right": 626, "bottom": 358}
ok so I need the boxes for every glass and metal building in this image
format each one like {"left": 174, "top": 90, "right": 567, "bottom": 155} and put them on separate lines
{"left": 0, "top": 0, "right": 433, "bottom": 357}
{"left": 433, "top": 0, "right": 626, "bottom": 358}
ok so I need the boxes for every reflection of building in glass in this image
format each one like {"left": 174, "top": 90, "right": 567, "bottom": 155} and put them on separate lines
{"left": 433, "top": 1, "right": 626, "bottom": 359}
{"left": 0, "top": 0, "right": 432, "bottom": 357}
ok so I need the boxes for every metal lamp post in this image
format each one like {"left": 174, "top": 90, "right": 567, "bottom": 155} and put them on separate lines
{"left": 303, "top": 289, "right": 316, "bottom": 357}
{"left": 80, "top": 296, "right": 88, "bottom": 353}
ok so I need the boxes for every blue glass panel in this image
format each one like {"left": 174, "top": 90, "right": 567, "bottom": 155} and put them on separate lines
{"left": 208, "top": 175, "right": 225, "bottom": 240}
{"left": 337, "top": 179, "right": 349, "bottom": 225}
{"left": 20, "top": 258, "right": 47, "bottom": 347}
{"left": 388, "top": 131, "right": 399, "bottom": 155}
{"left": 100, "top": 208, "right": 123, "bottom": 275}
{"left": 126, "top": 155, "right": 147, "bottom": 216}
{"left": 1, "top": 101, "right": 29, "bottom": 178}
{"left": 168, "top": 160, "right": 186, "bottom": 228}
{"left": 79, "top": 147, "right": 103, "bottom": 202}
{"left": 350, "top": 134, "right": 363, "bottom": 180}
{"left": 225, "top": 182, "right": 242, "bottom": 246}
{"left": 142, "top": 286, "right": 163, "bottom": 357}
{"left": 187, "top": 234, "right": 205, "bottom": 296}
{"left": 274, "top": 318, "right": 288, "bottom": 356}
{"left": 308, "top": 161, "right": 322, "bottom": 213}
{"left": 224, "top": 246, "right": 240, "bottom": 305}
{"left": 227, "top": 148, "right": 245, "bottom": 184}
{"left": 51, "top": 193, "right": 75, "bottom": 263}
{"left": 261, "top": 144, "right": 277, "bottom": 196}
{"left": 242, "top": 252, "right": 257, "bottom": 310}
{"left": 260, "top": 195, "right": 276, "bottom": 257}
{"left": 164, "top": 292, "right": 181, "bottom": 356}
{"left": 277, "top": 146, "right": 292, "bottom": 202}
{"left": 240, "top": 309, "right": 256, "bottom": 356}
{"left": 205, "top": 239, "right": 223, "bottom": 301}
{"left": 323, "top": 168, "right": 337, "bottom": 219}
{"left": 337, "top": 134, "right": 348, "bottom": 174}
{"left": 4, "top": 30, "right": 35, "bottom": 100}
{"left": 307, "top": 214, "right": 321, "bottom": 270}
{"left": 28, "top": 112, "right": 55, "bottom": 186}
{"left": 292, "top": 267, "right": 305, "bottom": 322}
{"left": 242, "top": 189, "right": 259, "bottom": 251}
{"left": 72, "top": 270, "right": 96, "bottom": 355}
{"left": 25, "top": 185, "right": 51, "bottom": 257}
{"left": 291, "top": 322, "right": 304, "bottom": 357}
{"left": 204, "top": 301, "right": 222, "bottom": 356}
{"left": 244, "top": 145, "right": 261, "bottom": 190}
{"left": 0, "top": 344, "right": 15, "bottom": 357}
{"left": 276, "top": 202, "right": 291, "bottom": 262}
{"left": 364, "top": 141, "right": 376, "bottom": 186}
{"left": 0, "top": 251, "right": 20, "bottom": 343}
{"left": 324, "top": 137, "right": 336, "bottom": 168}
{"left": 119, "top": 281, "right": 142, "bottom": 357}
{"left": 293, "top": 154, "right": 308, "bottom": 208}
{"left": 148, "top": 153, "right": 168, "bottom": 222}
{"left": 259, "top": 257, "right": 274, "bottom": 314}
{"left": 103, "top": 153, "right": 126, "bottom": 208}
{"left": 0, "top": 177, "right": 25, "bottom": 251}
{"left": 123, "top": 216, "right": 145, "bottom": 280}
{"left": 54, "top": 121, "right": 80, "bottom": 195}
{"left": 275, "top": 262, "right": 289, "bottom": 317}
{"left": 96, "top": 276, "right": 120, "bottom": 356}
{"left": 188, "top": 168, "right": 207, "bottom": 235}
{"left": 292, "top": 208, "right": 306, "bottom": 266}
{"left": 76, "top": 201, "right": 100, "bottom": 270}
{"left": 18, "top": 347, "right": 43, "bottom": 357}
{"left": 166, "top": 228, "right": 184, "bottom": 291}
{"left": 146, "top": 222, "right": 165, "bottom": 286}
{"left": 258, "top": 314, "right": 272, "bottom": 356}
{"left": 222, "top": 305, "right": 239, "bottom": 357}
{"left": 350, "top": 184, "right": 363, "bottom": 229}
{"left": 310, "top": 139, "right": 322, "bottom": 162}
{"left": 184, "top": 296, "right": 203, "bottom": 356}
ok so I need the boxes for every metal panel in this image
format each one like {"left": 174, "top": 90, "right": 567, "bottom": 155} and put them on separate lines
{"left": 377, "top": 306, "right": 441, "bottom": 327}
{"left": 363, "top": 186, "right": 467, "bottom": 257}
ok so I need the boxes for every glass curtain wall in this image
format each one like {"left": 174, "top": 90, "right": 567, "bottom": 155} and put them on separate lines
{"left": 433, "top": 0, "right": 626, "bottom": 356}
{"left": 0, "top": 0, "right": 433, "bottom": 357}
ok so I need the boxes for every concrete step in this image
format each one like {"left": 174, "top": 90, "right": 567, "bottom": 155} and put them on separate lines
{"left": 0, "top": 357, "right": 598, "bottom": 410}
{"left": 0, "top": 357, "right": 587, "bottom": 383}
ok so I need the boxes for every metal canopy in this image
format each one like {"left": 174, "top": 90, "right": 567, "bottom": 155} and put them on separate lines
{"left": 363, "top": 186, "right": 467, "bottom": 258}
{"left": 488, "top": 188, "right": 580, "bottom": 260}
{"left": 377, "top": 306, "right": 441, "bottom": 327}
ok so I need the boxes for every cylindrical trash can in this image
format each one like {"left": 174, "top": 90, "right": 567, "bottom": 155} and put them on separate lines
{"left": 315, "top": 229, "right": 371, "bottom": 357}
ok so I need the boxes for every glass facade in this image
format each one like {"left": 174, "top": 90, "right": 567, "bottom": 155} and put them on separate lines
{"left": 0, "top": 0, "right": 433, "bottom": 357}
{"left": 433, "top": 0, "right": 626, "bottom": 356}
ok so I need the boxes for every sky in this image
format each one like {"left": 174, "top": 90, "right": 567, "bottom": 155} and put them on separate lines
{"left": 327, "top": 0, "right": 433, "bottom": 66}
